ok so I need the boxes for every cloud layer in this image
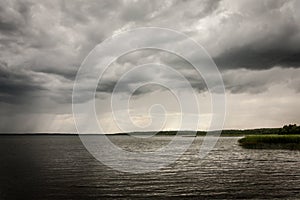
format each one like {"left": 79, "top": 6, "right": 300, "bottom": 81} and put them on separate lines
{"left": 1, "top": 0, "right": 300, "bottom": 132}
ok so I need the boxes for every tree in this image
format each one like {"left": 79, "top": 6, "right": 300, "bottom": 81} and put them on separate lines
{"left": 281, "top": 124, "right": 299, "bottom": 134}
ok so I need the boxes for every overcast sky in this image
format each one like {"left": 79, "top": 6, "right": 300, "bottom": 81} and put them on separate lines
{"left": 1, "top": 0, "right": 300, "bottom": 133}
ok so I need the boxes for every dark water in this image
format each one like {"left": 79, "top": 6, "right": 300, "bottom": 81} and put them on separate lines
{"left": 0, "top": 135, "right": 299, "bottom": 199}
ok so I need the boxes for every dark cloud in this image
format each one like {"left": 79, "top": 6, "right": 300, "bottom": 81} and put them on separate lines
{"left": 132, "top": 84, "right": 165, "bottom": 96}
{"left": 222, "top": 67, "right": 300, "bottom": 94}
{"left": 0, "top": 61, "right": 46, "bottom": 103}
{"left": 97, "top": 80, "right": 118, "bottom": 94}
{"left": 0, "top": 60, "right": 74, "bottom": 105}
{"left": 0, "top": 1, "right": 31, "bottom": 33}
{"left": 213, "top": 26, "right": 300, "bottom": 69}
{"left": 214, "top": 48, "right": 300, "bottom": 70}
{"left": 95, "top": 49, "right": 209, "bottom": 96}
{"left": 0, "top": 0, "right": 300, "bottom": 132}
{"left": 0, "top": 21, "right": 18, "bottom": 32}
{"left": 208, "top": 0, "right": 300, "bottom": 69}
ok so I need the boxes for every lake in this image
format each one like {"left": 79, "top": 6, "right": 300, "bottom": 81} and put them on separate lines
{"left": 0, "top": 135, "right": 299, "bottom": 199}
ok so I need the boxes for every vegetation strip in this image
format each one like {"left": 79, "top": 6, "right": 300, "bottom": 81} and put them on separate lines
{"left": 238, "top": 135, "right": 300, "bottom": 150}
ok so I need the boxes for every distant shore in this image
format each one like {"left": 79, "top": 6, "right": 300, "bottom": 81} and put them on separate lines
{"left": 0, "top": 125, "right": 299, "bottom": 137}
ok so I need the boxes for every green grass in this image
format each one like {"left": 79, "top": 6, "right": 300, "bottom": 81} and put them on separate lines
{"left": 238, "top": 135, "right": 300, "bottom": 150}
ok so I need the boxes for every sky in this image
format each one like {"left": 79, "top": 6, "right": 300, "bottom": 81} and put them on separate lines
{"left": 0, "top": 0, "right": 300, "bottom": 133}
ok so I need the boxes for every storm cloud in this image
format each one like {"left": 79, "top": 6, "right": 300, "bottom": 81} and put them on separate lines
{"left": 0, "top": 0, "right": 300, "bottom": 132}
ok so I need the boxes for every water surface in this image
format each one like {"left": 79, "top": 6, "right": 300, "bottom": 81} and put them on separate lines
{"left": 0, "top": 135, "right": 299, "bottom": 199}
